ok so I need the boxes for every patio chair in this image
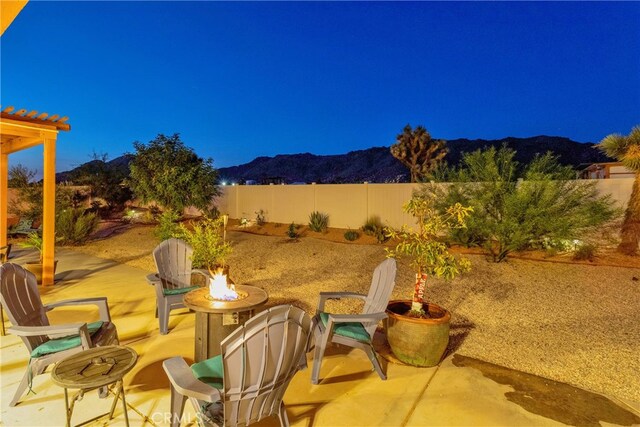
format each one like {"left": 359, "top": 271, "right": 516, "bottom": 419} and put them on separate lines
{"left": 310, "top": 258, "right": 397, "bottom": 384}
{"left": 163, "top": 304, "right": 312, "bottom": 427}
{"left": 0, "top": 244, "right": 11, "bottom": 335}
{"left": 0, "top": 262, "right": 119, "bottom": 406}
{"left": 151, "top": 238, "right": 209, "bottom": 335}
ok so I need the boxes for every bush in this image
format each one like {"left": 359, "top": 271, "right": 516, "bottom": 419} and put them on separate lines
{"left": 573, "top": 243, "right": 597, "bottom": 261}
{"left": 344, "top": 229, "right": 360, "bottom": 241}
{"left": 55, "top": 208, "right": 100, "bottom": 245}
{"left": 309, "top": 211, "right": 329, "bottom": 232}
{"left": 177, "top": 217, "right": 232, "bottom": 270}
{"left": 430, "top": 146, "right": 619, "bottom": 262}
{"left": 155, "top": 210, "right": 181, "bottom": 241}
{"left": 255, "top": 209, "right": 266, "bottom": 226}
{"left": 287, "top": 223, "right": 299, "bottom": 239}
{"left": 361, "top": 216, "right": 389, "bottom": 243}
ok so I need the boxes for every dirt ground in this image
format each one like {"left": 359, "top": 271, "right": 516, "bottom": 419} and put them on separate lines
{"left": 20, "top": 220, "right": 639, "bottom": 403}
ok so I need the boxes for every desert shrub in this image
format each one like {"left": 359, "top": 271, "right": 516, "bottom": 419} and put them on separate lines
{"left": 155, "top": 210, "right": 181, "bottom": 241}
{"left": 308, "top": 211, "right": 329, "bottom": 232}
{"left": 573, "top": 243, "right": 597, "bottom": 261}
{"left": 255, "top": 209, "right": 266, "bottom": 226}
{"left": 55, "top": 208, "right": 100, "bottom": 245}
{"left": 361, "top": 216, "right": 389, "bottom": 243}
{"left": 287, "top": 223, "right": 299, "bottom": 239}
{"left": 344, "top": 229, "right": 360, "bottom": 241}
{"left": 430, "top": 146, "right": 619, "bottom": 262}
{"left": 177, "top": 217, "right": 232, "bottom": 270}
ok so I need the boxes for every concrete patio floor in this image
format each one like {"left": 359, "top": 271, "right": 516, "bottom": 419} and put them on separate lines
{"left": 1, "top": 248, "right": 639, "bottom": 426}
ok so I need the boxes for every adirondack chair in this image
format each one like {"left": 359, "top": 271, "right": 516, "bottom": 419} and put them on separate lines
{"left": 0, "top": 263, "right": 119, "bottom": 406}
{"left": 163, "top": 305, "right": 312, "bottom": 427}
{"left": 311, "top": 258, "right": 397, "bottom": 384}
{"left": 151, "top": 238, "right": 209, "bottom": 335}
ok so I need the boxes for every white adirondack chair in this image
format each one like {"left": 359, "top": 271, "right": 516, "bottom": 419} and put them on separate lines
{"left": 311, "top": 258, "right": 397, "bottom": 384}
{"left": 163, "top": 305, "right": 312, "bottom": 426}
{"left": 0, "top": 263, "right": 119, "bottom": 406}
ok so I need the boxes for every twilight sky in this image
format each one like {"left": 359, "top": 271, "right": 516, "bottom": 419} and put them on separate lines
{"left": 1, "top": 1, "right": 639, "bottom": 175}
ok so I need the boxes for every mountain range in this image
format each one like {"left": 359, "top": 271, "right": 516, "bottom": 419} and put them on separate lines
{"left": 57, "top": 135, "right": 612, "bottom": 184}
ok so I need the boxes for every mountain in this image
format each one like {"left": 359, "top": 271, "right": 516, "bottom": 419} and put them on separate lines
{"left": 56, "top": 154, "right": 134, "bottom": 183}
{"left": 57, "top": 136, "right": 613, "bottom": 184}
{"left": 217, "top": 136, "right": 612, "bottom": 184}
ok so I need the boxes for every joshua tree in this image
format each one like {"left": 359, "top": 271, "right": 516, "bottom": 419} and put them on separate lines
{"left": 390, "top": 124, "right": 448, "bottom": 183}
{"left": 598, "top": 125, "right": 640, "bottom": 255}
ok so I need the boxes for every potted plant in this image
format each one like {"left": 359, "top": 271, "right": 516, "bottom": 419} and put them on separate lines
{"left": 385, "top": 192, "right": 472, "bottom": 367}
{"left": 19, "top": 232, "right": 58, "bottom": 283}
{"left": 177, "top": 216, "right": 232, "bottom": 282}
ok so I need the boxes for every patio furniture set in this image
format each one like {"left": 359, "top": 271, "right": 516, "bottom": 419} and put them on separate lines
{"left": 0, "top": 238, "right": 398, "bottom": 426}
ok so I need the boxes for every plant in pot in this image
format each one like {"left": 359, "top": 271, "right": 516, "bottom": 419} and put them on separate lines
{"left": 176, "top": 216, "right": 232, "bottom": 284}
{"left": 385, "top": 192, "right": 472, "bottom": 367}
{"left": 19, "top": 232, "right": 58, "bottom": 283}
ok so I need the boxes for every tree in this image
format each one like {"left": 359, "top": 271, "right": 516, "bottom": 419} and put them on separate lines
{"left": 8, "top": 164, "right": 36, "bottom": 188}
{"left": 390, "top": 124, "right": 448, "bottom": 183}
{"left": 128, "top": 133, "right": 220, "bottom": 213}
{"left": 432, "top": 146, "right": 618, "bottom": 262}
{"left": 598, "top": 125, "right": 640, "bottom": 255}
{"left": 70, "top": 152, "right": 133, "bottom": 212}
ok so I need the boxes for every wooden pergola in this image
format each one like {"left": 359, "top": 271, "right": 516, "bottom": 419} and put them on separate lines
{"left": 0, "top": 107, "right": 71, "bottom": 285}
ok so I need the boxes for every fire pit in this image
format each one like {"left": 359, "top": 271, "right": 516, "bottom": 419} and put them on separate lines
{"left": 184, "top": 273, "right": 268, "bottom": 362}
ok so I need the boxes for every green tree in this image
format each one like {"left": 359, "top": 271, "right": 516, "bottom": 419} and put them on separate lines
{"left": 128, "top": 133, "right": 220, "bottom": 213}
{"left": 598, "top": 125, "right": 640, "bottom": 255}
{"left": 8, "top": 164, "right": 36, "bottom": 188}
{"left": 70, "top": 152, "right": 133, "bottom": 212}
{"left": 432, "top": 146, "right": 618, "bottom": 262}
{"left": 390, "top": 124, "right": 448, "bottom": 183}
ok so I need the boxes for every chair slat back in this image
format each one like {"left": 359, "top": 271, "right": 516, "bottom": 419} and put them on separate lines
{"left": 153, "top": 238, "right": 194, "bottom": 290}
{"left": 0, "top": 263, "right": 50, "bottom": 351}
{"left": 220, "top": 305, "right": 312, "bottom": 426}
{"left": 362, "top": 258, "right": 397, "bottom": 336}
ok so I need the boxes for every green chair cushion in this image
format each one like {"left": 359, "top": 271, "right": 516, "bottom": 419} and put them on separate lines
{"left": 319, "top": 312, "right": 371, "bottom": 342}
{"left": 191, "top": 354, "right": 224, "bottom": 390}
{"left": 163, "top": 285, "right": 200, "bottom": 296}
{"left": 31, "top": 321, "right": 104, "bottom": 358}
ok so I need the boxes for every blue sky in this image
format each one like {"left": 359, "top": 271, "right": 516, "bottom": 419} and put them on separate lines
{"left": 2, "top": 1, "right": 639, "bottom": 175}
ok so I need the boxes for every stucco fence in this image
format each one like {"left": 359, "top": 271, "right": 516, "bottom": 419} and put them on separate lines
{"left": 215, "top": 178, "right": 634, "bottom": 230}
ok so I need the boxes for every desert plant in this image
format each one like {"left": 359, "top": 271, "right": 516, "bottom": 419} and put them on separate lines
{"left": 390, "top": 124, "right": 448, "bottom": 182}
{"left": 386, "top": 192, "right": 472, "bottom": 317}
{"left": 19, "top": 232, "right": 44, "bottom": 262}
{"left": 308, "top": 211, "right": 329, "bottom": 232}
{"left": 128, "top": 133, "right": 220, "bottom": 212}
{"left": 286, "top": 222, "right": 299, "bottom": 239}
{"left": 573, "top": 243, "right": 597, "bottom": 261}
{"left": 255, "top": 209, "right": 266, "bottom": 226}
{"left": 55, "top": 208, "right": 100, "bottom": 245}
{"left": 598, "top": 125, "right": 640, "bottom": 255}
{"left": 176, "top": 217, "right": 232, "bottom": 271}
{"left": 433, "top": 146, "right": 619, "bottom": 262}
{"left": 361, "top": 216, "right": 389, "bottom": 243}
{"left": 155, "top": 210, "right": 181, "bottom": 241}
{"left": 344, "top": 229, "right": 360, "bottom": 241}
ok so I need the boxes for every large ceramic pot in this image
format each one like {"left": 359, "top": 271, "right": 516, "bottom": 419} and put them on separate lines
{"left": 385, "top": 300, "right": 451, "bottom": 367}
{"left": 24, "top": 261, "right": 58, "bottom": 284}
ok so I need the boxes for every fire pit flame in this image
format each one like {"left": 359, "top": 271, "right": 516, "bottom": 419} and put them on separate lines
{"left": 208, "top": 272, "right": 239, "bottom": 301}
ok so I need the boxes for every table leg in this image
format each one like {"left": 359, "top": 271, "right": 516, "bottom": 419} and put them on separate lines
{"left": 63, "top": 388, "right": 71, "bottom": 427}
{"left": 109, "top": 381, "right": 121, "bottom": 420}
{"left": 120, "top": 381, "right": 130, "bottom": 427}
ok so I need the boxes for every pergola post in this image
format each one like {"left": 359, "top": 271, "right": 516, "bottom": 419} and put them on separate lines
{"left": 0, "top": 152, "right": 8, "bottom": 248}
{"left": 42, "top": 137, "right": 56, "bottom": 286}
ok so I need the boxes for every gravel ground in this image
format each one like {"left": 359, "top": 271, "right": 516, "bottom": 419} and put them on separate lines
{"left": 65, "top": 225, "right": 640, "bottom": 402}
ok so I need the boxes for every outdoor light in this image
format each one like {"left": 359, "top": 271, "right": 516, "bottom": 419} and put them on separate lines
{"left": 208, "top": 272, "right": 238, "bottom": 301}
{"left": 221, "top": 181, "right": 227, "bottom": 186}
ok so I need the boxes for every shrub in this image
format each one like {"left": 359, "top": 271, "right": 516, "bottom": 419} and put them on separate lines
{"left": 287, "top": 223, "right": 299, "bottom": 239}
{"left": 155, "top": 210, "right": 181, "bottom": 241}
{"left": 431, "top": 146, "right": 619, "bottom": 262}
{"left": 573, "top": 243, "right": 597, "bottom": 261}
{"left": 177, "top": 217, "right": 232, "bottom": 270}
{"left": 344, "top": 229, "right": 360, "bottom": 241}
{"left": 361, "top": 216, "right": 389, "bottom": 243}
{"left": 55, "top": 208, "right": 100, "bottom": 246}
{"left": 255, "top": 209, "right": 266, "bottom": 226}
{"left": 308, "top": 211, "right": 329, "bottom": 232}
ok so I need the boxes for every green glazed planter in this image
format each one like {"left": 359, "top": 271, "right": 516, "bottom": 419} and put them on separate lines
{"left": 385, "top": 300, "right": 451, "bottom": 367}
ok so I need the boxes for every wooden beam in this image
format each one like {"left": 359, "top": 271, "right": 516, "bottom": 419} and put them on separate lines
{"left": 1, "top": 1, "right": 28, "bottom": 36}
{"left": 0, "top": 152, "right": 8, "bottom": 248}
{"left": 0, "top": 112, "right": 70, "bottom": 131}
{"left": 42, "top": 137, "right": 56, "bottom": 286}
{"left": 1, "top": 136, "right": 44, "bottom": 154}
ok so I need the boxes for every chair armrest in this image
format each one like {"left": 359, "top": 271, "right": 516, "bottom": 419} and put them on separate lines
{"left": 323, "top": 312, "right": 387, "bottom": 324}
{"left": 146, "top": 273, "right": 160, "bottom": 285}
{"left": 317, "top": 292, "right": 367, "bottom": 312}
{"left": 163, "top": 357, "right": 221, "bottom": 403}
{"left": 192, "top": 269, "right": 211, "bottom": 279}
{"left": 10, "top": 323, "right": 93, "bottom": 349}
{"left": 45, "top": 297, "right": 112, "bottom": 322}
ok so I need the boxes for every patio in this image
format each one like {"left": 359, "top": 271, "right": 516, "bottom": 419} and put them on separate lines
{"left": 1, "top": 247, "right": 639, "bottom": 426}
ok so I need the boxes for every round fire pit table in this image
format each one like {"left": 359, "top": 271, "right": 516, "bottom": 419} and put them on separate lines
{"left": 184, "top": 285, "right": 268, "bottom": 362}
